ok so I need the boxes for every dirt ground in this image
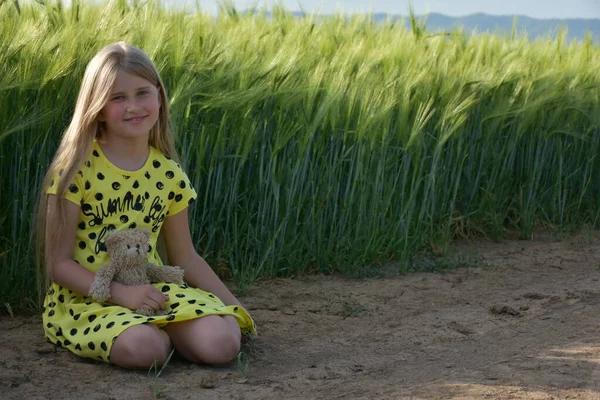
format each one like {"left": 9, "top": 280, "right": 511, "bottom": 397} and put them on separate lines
{"left": 3, "top": 232, "right": 600, "bottom": 399}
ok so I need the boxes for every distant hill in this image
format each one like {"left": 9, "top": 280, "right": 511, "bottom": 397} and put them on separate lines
{"left": 273, "top": 11, "right": 600, "bottom": 42}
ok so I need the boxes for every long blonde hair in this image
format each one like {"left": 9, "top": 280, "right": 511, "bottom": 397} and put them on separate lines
{"left": 36, "top": 42, "right": 179, "bottom": 294}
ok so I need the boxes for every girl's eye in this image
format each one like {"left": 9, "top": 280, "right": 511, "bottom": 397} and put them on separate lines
{"left": 111, "top": 95, "right": 124, "bottom": 101}
{"left": 138, "top": 91, "right": 148, "bottom": 96}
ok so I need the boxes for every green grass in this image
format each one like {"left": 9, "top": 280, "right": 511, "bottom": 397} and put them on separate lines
{"left": 1, "top": 1, "right": 599, "bottom": 311}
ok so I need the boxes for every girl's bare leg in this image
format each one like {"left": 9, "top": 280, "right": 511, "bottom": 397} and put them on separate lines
{"left": 110, "top": 324, "right": 172, "bottom": 369}
{"left": 163, "top": 315, "right": 241, "bottom": 364}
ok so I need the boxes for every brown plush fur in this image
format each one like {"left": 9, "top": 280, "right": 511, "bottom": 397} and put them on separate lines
{"left": 88, "top": 228, "right": 185, "bottom": 315}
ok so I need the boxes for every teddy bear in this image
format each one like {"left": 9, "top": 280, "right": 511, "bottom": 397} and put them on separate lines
{"left": 88, "top": 227, "right": 185, "bottom": 316}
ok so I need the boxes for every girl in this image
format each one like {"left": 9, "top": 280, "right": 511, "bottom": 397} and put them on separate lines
{"left": 37, "top": 42, "right": 256, "bottom": 369}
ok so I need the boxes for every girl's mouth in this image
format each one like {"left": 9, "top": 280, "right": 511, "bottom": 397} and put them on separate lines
{"left": 124, "top": 115, "right": 147, "bottom": 123}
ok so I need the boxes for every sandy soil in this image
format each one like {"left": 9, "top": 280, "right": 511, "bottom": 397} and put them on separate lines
{"left": 2, "top": 232, "right": 600, "bottom": 399}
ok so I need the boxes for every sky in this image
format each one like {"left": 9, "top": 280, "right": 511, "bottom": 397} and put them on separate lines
{"left": 167, "top": 0, "right": 600, "bottom": 19}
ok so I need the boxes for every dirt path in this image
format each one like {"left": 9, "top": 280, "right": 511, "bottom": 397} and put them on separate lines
{"left": 2, "top": 232, "right": 600, "bottom": 399}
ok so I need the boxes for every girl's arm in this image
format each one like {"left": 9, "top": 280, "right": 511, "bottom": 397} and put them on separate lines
{"left": 46, "top": 195, "right": 168, "bottom": 312}
{"left": 161, "top": 208, "right": 243, "bottom": 307}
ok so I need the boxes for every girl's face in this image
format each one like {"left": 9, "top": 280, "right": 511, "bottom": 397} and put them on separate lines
{"left": 98, "top": 70, "right": 161, "bottom": 141}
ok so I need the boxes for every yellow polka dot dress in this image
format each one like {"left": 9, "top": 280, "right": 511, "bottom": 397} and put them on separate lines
{"left": 43, "top": 141, "right": 256, "bottom": 363}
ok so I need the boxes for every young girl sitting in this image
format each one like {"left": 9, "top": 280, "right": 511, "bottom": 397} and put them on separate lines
{"left": 38, "top": 41, "right": 256, "bottom": 369}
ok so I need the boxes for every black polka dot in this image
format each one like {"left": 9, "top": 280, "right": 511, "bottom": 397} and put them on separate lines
{"left": 95, "top": 193, "right": 103, "bottom": 201}
{"left": 112, "top": 182, "right": 121, "bottom": 190}
{"left": 85, "top": 181, "right": 91, "bottom": 190}
{"left": 175, "top": 293, "right": 185, "bottom": 298}
{"left": 168, "top": 192, "right": 175, "bottom": 200}
{"left": 56, "top": 340, "right": 62, "bottom": 347}
{"left": 179, "top": 181, "right": 186, "bottom": 189}
{"left": 188, "top": 299, "right": 196, "bottom": 305}
{"left": 189, "top": 198, "right": 195, "bottom": 206}
{"left": 234, "top": 307, "right": 239, "bottom": 312}
{"left": 170, "top": 302, "right": 180, "bottom": 310}
{"left": 58, "top": 294, "right": 65, "bottom": 303}
{"left": 161, "top": 285, "right": 170, "bottom": 293}
{"left": 123, "top": 175, "right": 130, "bottom": 180}
{"left": 78, "top": 170, "right": 83, "bottom": 176}
{"left": 85, "top": 160, "right": 91, "bottom": 167}
{"left": 58, "top": 169, "right": 64, "bottom": 176}
{"left": 46, "top": 322, "right": 53, "bottom": 328}
{"left": 153, "top": 160, "right": 161, "bottom": 168}
{"left": 78, "top": 222, "right": 86, "bottom": 230}
{"left": 154, "top": 204, "right": 161, "bottom": 212}
{"left": 73, "top": 313, "right": 81, "bottom": 321}
{"left": 122, "top": 321, "right": 131, "bottom": 326}
{"left": 208, "top": 294, "right": 215, "bottom": 298}
{"left": 56, "top": 328, "right": 63, "bottom": 336}
{"left": 88, "top": 232, "right": 97, "bottom": 240}
{"left": 70, "top": 328, "right": 78, "bottom": 335}
{"left": 50, "top": 179, "right": 55, "bottom": 187}
{"left": 148, "top": 245, "right": 152, "bottom": 252}
{"left": 144, "top": 216, "right": 151, "bottom": 223}
{"left": 84, "top": 327, "right": 90, "bottom": 335}
{"left": 87, "top": 256, "right": 95, "bottom": 263}
{"left": 165, "top": 171, "right": 174, "bottom": 179}
{"left": 129, "top": 223, "right": 137, "bottom": 229}
{"left": 106, "top": 322, "right": 115, "bottom": 329}
{"left": 195, "top": 309, "right": 203, "bottom": 315}
{"left": 69, "top": 184, "right": 79, "bottom": 194}
{"left": 101, "top": 342, "right": 108, "bottom": 351}
{"left": 78, "top": 241, "right": 86, "bottom": 249}
{"left": 75, "top": 343, "right": 82, "bottom": 351}
{"left": 147, "top": 318, "right": 155, "bottom": 322}
{"left": 93, "top": 150, "right": 99, "bottom": 157}
{"left": 175, "top": 194, "right": 183, "bottom": 202}
{"left": 156, "top": 182, "right": 164, "bottom": 190}
{"left": 133, "top": 315, "right": 143, "bottom": 319}
{"left": 144, "top": 192, "right": 150, "bottom": 199}
{"left": 117, "top": 312, "right": 126, "bottom": 316}
{"left": 120, "top": 215, "right": 129, "bottom": 223}
{"left": 166, "top": 315, "right": 176, "bottom": 321}
{"left": 145, "top": 172, "right": 151, "bottom": 179}
{"left": 97, "top": 173, "right": 105, "bottom": 180}
{"left": 82, "top": 203, "right": 92, "bottom": 212}
{"left": 93, "top": 324, "right": 101, "bottom": 333}
{"left": 88, "top": 342, "right": 95, "bottom": 350}
{"left": 63, "top": 339, "right": 71, "bottom": 346}
{"left": 48, "top": 302, "right": 56, "bottom": 308}
{"left": 48, "top": 288, "right": 55, "bottom": 295}
{"left": 133, "top": 180, "right": 140, "bottom": 189}
{"left": 69, "top": 308, "right": 74, "bottom": 316}
{"left": 88, "top": 315, "right": 97, "bottom": 323}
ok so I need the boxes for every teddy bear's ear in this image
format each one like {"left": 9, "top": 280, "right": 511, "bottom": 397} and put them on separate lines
{"left": 138, "top": 228, "right": 151, "bottom": 243}
{"left": 105, "top": 230, "right": 124, "bottom": 248}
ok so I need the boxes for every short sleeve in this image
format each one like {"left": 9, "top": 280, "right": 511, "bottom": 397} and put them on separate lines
{"left": 46, "top": 168, "right": 84, "bottom": 206}
{"left": 167, "top": 171, "right": 197, "bottom": 217}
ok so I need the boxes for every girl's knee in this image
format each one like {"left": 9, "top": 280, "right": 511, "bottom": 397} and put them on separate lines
{"left": 185, "top": 317, "right": 242, "bottom": 364}
{"left": 110, "top": 325, "right": 171, "bottom": 368}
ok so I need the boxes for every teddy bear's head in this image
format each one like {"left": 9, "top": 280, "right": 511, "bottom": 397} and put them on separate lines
{"left": 104, "top": 228, "right": 151, "bottom": 264}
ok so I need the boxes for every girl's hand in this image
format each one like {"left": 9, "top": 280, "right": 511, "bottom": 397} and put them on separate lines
{"left": 110, "top": 283, "right": 169, "bottom": 312}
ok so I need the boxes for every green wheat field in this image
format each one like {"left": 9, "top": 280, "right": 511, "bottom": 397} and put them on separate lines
{"left": 1, "top": 0, "right": 599, "bottom": 312}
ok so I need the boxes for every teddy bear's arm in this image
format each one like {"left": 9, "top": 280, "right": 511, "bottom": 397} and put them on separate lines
{"left": 145, "top": 264, "right": 185, "bottom": 285}
{"left": 88, "top": 264, "right": 117, "bottom": 302}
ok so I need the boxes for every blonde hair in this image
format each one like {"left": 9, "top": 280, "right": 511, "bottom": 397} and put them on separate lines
{"left": 36, "top": 42, "right": 179, "bottom": 293}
